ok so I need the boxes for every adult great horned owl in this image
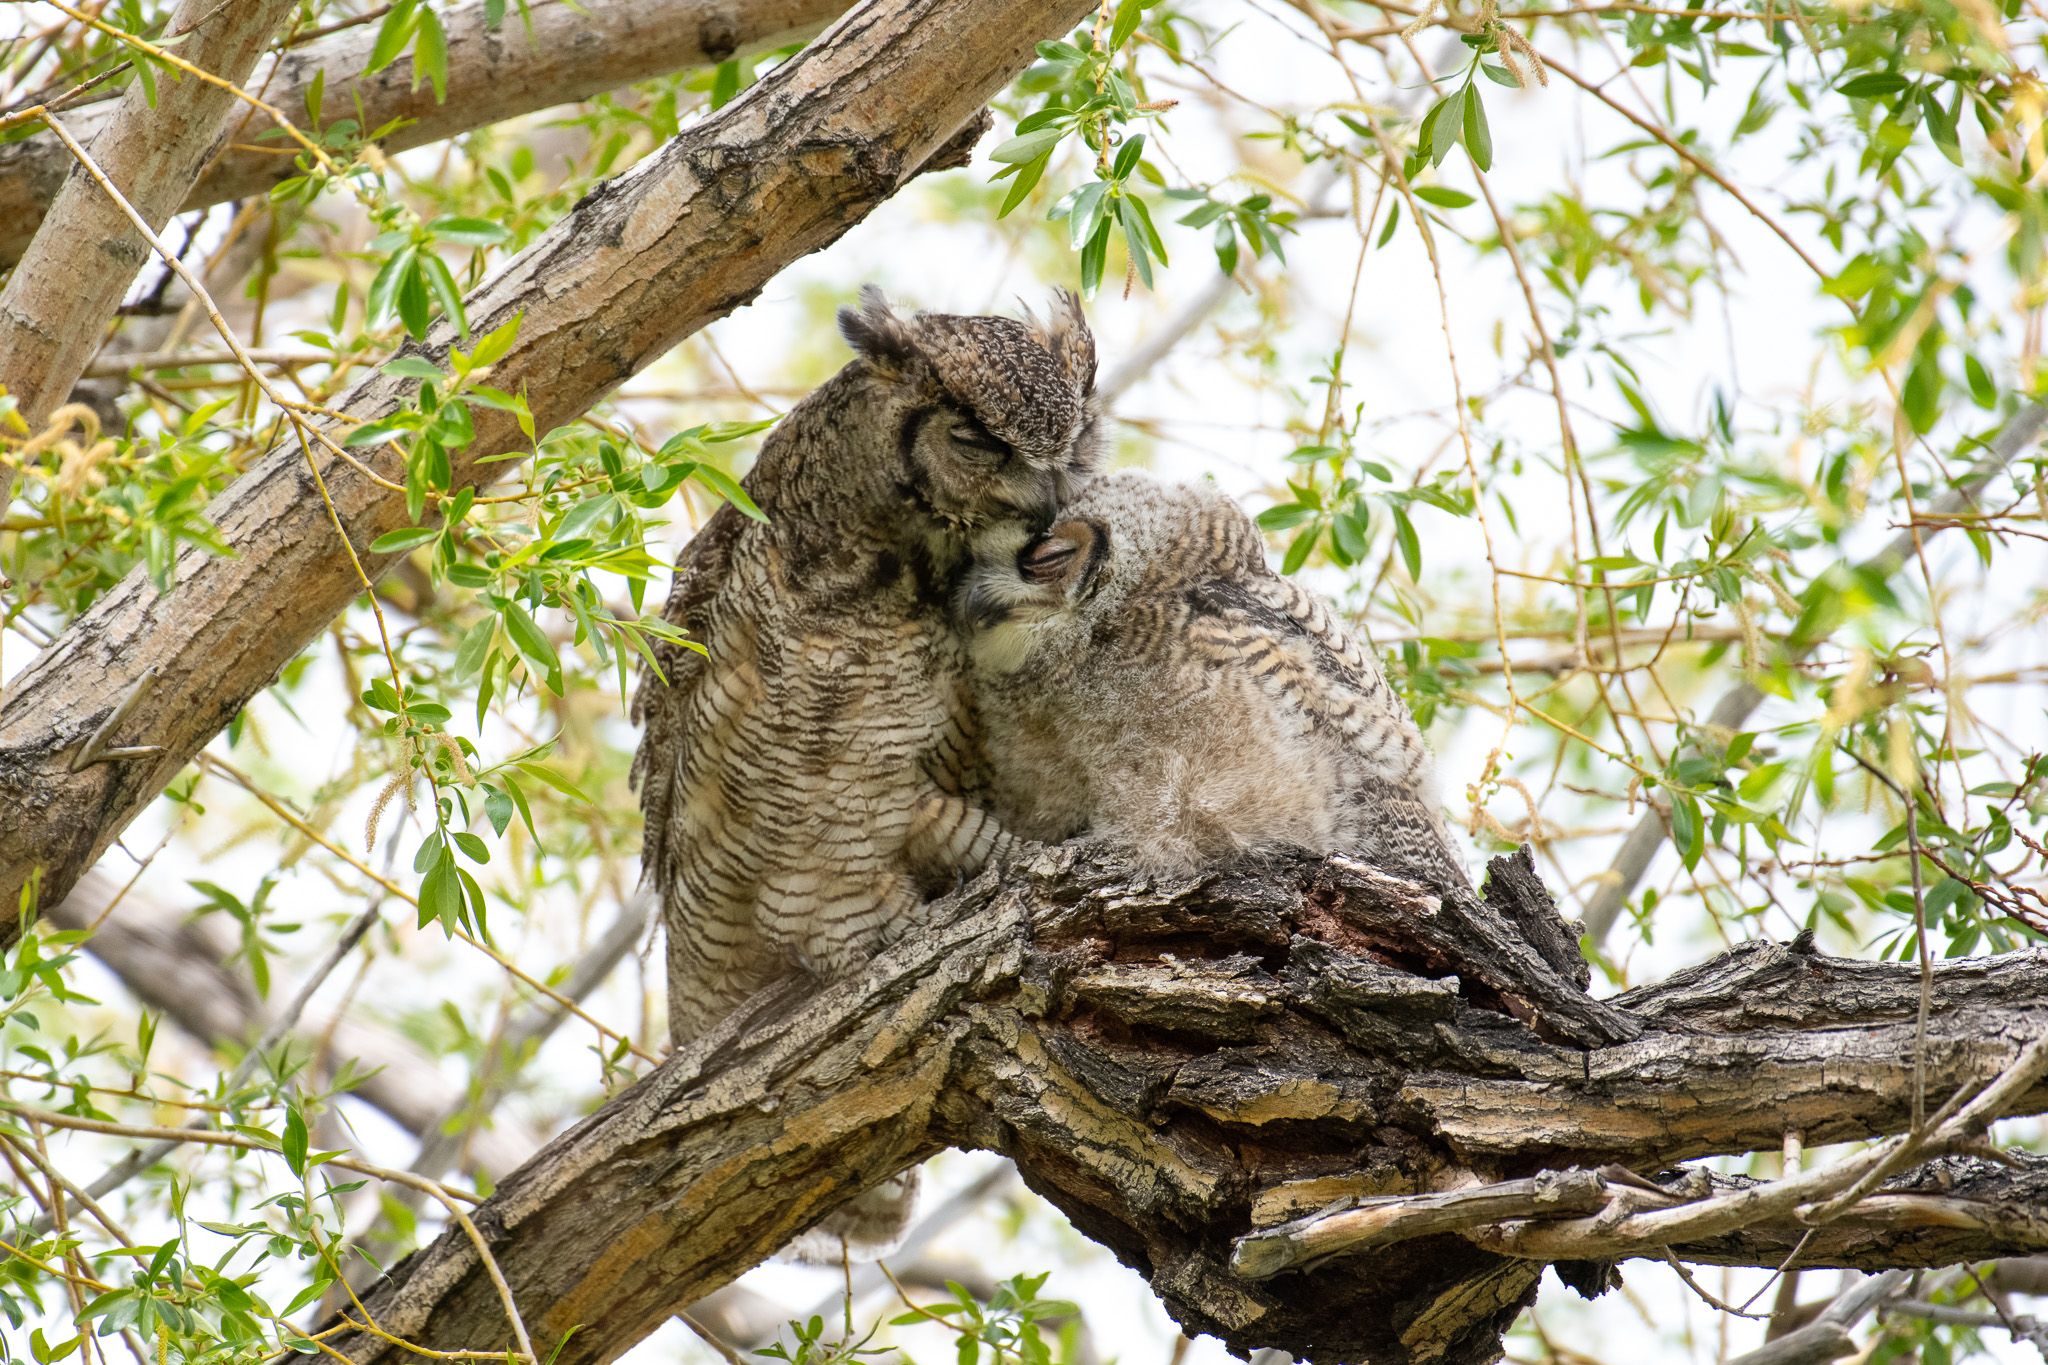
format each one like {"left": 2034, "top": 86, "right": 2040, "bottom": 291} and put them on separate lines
{"left": 632, "top": 287, "right": 1099, "bottom": 1041}
{"left": 958, "top": 471, "right": 1470, "bottom": 896}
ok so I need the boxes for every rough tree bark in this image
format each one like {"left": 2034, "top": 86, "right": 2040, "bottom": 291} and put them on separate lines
{"left": 0, "top": 0, "right": 1099, "bottom": 935}
{"left": 0, "top": 0, "right": 299, "bottom": 460}
{"left": 311, "top": 846, "right": 2048, "bottom": 1365}
{"left": 0, "top": 0, "right": 852, "bottom": 267}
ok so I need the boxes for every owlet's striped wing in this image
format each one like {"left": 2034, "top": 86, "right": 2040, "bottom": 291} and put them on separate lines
{"left": 1183, "top": 565, "right": 1475, "bottom": 898}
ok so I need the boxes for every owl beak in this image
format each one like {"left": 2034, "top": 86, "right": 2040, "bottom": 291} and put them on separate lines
{"left": 1013, "top": 486, "right": 1062, "bottom": 532}
{"left": 961, "top": 580, "right": 1014, "bottom": 630}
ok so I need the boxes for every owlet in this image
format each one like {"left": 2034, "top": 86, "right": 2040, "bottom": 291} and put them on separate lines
{"left": 957, "top": 471, "right": 1471, "bottom": 896}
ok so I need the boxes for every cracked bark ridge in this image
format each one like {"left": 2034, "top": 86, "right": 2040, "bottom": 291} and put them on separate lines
{"left": 327, "top": 847, "right": 2048, "bottom": 1365}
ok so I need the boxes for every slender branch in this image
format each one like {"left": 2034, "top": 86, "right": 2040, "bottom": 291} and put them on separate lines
{"left": 44, "top": 868, "right": 538, "bottom": 1173}
{"left": 1726, "top": 1272, "right": 1909, "bottom": 1365}
{"left": 29, "top": 894, "right": 386, "bottom": 1233}
{"left": 1581, "top": 401, "right": 2048, "bottom": 939}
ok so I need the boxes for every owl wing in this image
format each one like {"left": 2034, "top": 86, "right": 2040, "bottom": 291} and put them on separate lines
{"left": 631, "top": 502, "right": 746, "bottom": 891}
{"left": 1183, "top": 567, "right": 1473, "bottom": 897}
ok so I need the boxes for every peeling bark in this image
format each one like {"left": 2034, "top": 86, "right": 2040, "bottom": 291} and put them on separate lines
{"left": 320, "top": 847, "right": 2048, "bottom": 1365}
{"left": 0, "top": 0, "right": 1093, "bottom": 932}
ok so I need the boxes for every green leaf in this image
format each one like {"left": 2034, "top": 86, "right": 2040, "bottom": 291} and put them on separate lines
{"left": 1964, "top": 352, "right": 1997, "bottom": 408}
{"left": 691, "top": 464, "right": 768, "bottom": 521}
{"left": 1256, "top": 502, "right": 1313, "bottom": 531}
{"left": 385, "top": 356, "right": 445, "bottom": 382}
{"left": 1462, "top": 84, "right": 1492, "bottom": 171}
{"left": 1414, "top": 186, "right": 1474, "bottom": 208}
{"left": 500, "top": 600, "right": 562, "bottom": 693}
{"left": 414, "top": 6, "right": 449, "bottom": 101}
{"left": 1112, "top": 132, "right": 1146, "bottom": 181}
{"left": 1836, "top": 72, "right": 1909, "bottom": 99}
{"left": 991, "top": 126, "right": 1065, "bottom": 164}
{"left": 1670, "top": 793, "right": 1705, "bottom": 870}
{"left": 366, "top": 0, "right": 421, "bottom": 75}
{"left": 1123, "top": 192, "right": 1168, "bottom": 261}
{"left": 421, "top": 252, "right": 469, "bottom": 340}
{"left": 998, "top": 151, "right": 1051, "bottom": 217}
{"left": 1064, "top": 182, "right": 1111, "bottom": 250}
{"left": 1079, "top": 219, "right": 1110, "bottom": 297}
{"left": 470, "top": 312, "right": 522, "bottom": 367}
{"left": 1119, "top": 199, "right": 1155, "bottom": 289}
{"left": 430, "top": 216, "right": 511, "bottom": 248}
{"left": 709, "top": 58, "right": 740, "bottom": 109}
{"left": 1390, "top": 503, "right": 1422, "bottom": 578}
{"left": 396, "top": 259, "right": 433, "bottom": 339}
{"left": 1902, "top": 346, "right": 1941, "bottom": 434}
{"left": 454, "top": 616, "right": 496, "bottom": 680}
{"left": 367, "top": 244, "right": 415, "bottom": 327}
{"left": 368, "top": 526, "right": 440, "bottom": 554}
{"left": 1430, "top": 88, "right": 1465, "bottom": 167}
{"left": 518, "top": 761, "right": 596, "bottom": 806}
{"left": 1281, "top": 523, "right": 1319, "bottom": 573}
{"left": 419, "top": 852, "right": 464, "bottom": 932}
{"left": 282, "top": 1106, "right": 308, "bottom": 1177}
{"left": 342, "top": 415, "right": 415, "bottom": 448}
{"left": 1110, "top": 0, "right": 1144, "bottom": 49}
{"left": 485, "top": 788, "right": 515, "bottom": 837}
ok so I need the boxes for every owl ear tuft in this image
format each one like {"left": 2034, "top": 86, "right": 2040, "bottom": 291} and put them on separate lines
{"left": 838, "top": 285, "right": 921, "bottom": 372}
{"left": 1037, "top": 289, "right": 1097, "bottom": 395}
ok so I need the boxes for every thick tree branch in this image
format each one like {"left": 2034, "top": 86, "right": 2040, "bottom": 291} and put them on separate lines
{"left": 0, "top": 0, "right": 300, "bottom": 441}
{"left": 0, "top": 0, "right": 850, "bottom": 269}
{"left": 0, "top": 0, "right": 1094, "bottom": 935}
{"left": 305, "top": 848, "right": 2048, "bottom": 1365}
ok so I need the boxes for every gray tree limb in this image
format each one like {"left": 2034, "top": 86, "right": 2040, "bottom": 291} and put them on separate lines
{"left": 0, "top": 0, "right": 1098, "bottom": 935}
{"left": 0, "top": 0, "right": 850, "bottom": 268}
{"left": 48, "top": 866, "right": 537, "bottom": 1173}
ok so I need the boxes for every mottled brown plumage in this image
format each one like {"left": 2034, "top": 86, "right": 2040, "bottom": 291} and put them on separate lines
{"left": 959, "top": 472, "right": 1473, "bottom": 898}
{"left": 631, "top": 289, "right": 1098, "bottom": 1255}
